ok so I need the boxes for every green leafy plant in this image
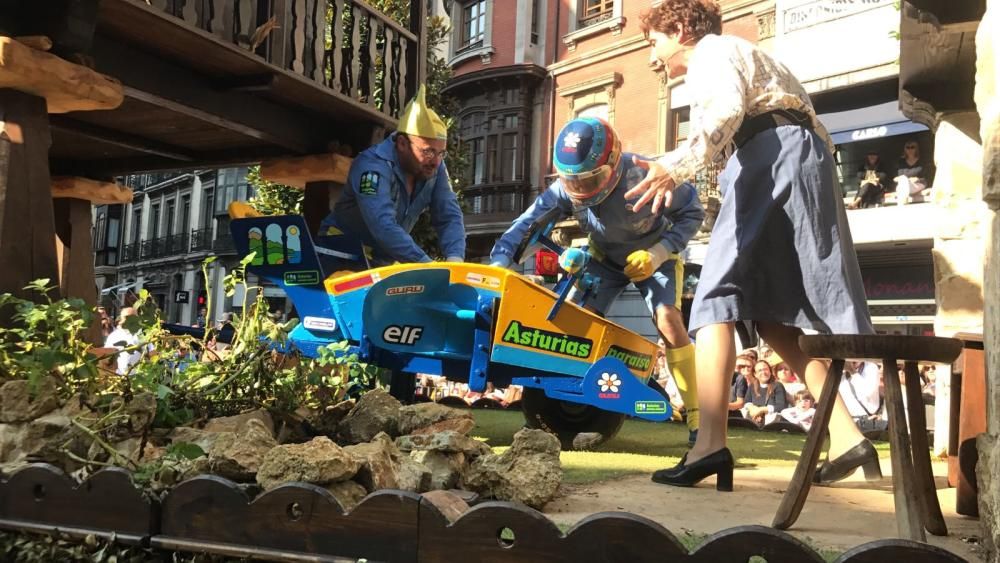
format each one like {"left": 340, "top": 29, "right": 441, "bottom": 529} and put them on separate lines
{"left": 0, "top": 279, "right": 98, "bottom": 395}
{"left": 246, "top": 165, "right": 302, "bottom": 216}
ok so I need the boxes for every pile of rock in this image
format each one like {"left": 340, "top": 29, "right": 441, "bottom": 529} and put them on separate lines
{"left": 0, "top": 384, "right": 564, "bottom": 510}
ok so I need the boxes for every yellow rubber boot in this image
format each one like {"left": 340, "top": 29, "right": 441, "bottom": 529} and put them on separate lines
{"left": 665, "top": 343, "right": 698, "bottom": 432}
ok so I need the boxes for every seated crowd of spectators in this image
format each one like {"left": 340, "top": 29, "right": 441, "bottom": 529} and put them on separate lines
{"left": 657, "top": 344, "right": 938, "bottom": 435}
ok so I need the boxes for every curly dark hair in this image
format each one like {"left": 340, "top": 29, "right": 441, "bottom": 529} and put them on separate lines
{"left": 640, "top": 0, "right": 722, "bottom": 41}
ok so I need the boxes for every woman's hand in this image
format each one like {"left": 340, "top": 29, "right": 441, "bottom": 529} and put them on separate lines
{"left": 625, "top": 156, "right": 678, "bottom": 213}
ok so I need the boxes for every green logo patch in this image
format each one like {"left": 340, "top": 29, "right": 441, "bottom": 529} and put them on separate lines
{"left": 284, "top": 270, "right": 321, "bottom": 286}
{"left": 634, "top": 401, "right": 668, "bottom": 414}
{"left": 359, "top": 171, "right": 381, "bottom": 196}
{"left": 501, "top": 320, "right": 592, "bottom": 359}
{"left": 605, "top": 345, "right": 653, "bottom": 372}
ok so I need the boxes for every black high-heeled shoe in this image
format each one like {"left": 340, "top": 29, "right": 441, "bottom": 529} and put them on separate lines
{"left": 813, "top": 440, "right": 882, "bottom": 485}
{"left": 651, "top": 448, "right": 734, "bottom": 491}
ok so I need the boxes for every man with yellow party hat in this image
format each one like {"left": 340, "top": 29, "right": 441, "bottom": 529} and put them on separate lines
{"left": 318, "top": 85, "right": 466, "bottom": 267}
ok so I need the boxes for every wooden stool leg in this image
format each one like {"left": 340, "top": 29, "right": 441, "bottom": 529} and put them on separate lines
{"left": 883, "top": 356, "right": 926, "bottom": 541}
{"left": 773, "top": 359, "right": 844, "bottom": 530}
{"left": 903, "top": 360, "right": 948, "bottom": 536}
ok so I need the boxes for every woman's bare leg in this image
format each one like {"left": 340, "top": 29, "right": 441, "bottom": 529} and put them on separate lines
{"left": 757, "top": 322, "right": 866, "bottom": 458}
{"left": 686, "top": 322, "right": 736, "bottom": 464}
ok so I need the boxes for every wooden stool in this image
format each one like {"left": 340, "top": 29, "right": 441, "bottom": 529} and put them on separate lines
{"left": 772, "top": 334, "right": 963, "bottom": 541}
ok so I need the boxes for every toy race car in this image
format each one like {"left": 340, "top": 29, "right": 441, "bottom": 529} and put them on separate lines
{"left": 229, "top": 213, "right": 671, "bottom": 447}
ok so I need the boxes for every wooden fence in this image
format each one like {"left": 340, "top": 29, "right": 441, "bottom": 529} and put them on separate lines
{"left": 144, "top": 0, "right": 423, "bottom": 120}
{"left": 0, "top": 464, "right": 970, "bottom": 562}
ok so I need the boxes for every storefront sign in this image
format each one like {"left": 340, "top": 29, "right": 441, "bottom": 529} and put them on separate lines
{"left": 174, "top": 291, "right": 189, "bottom": 303}
{"left": 784, "top": 0, "right": 890, "bottom": 32}
{"left": 863, "top": 265, "right": 934, "bottom": 300}
{"left": 850, "top": 126, "right": 889, "bottom": 141}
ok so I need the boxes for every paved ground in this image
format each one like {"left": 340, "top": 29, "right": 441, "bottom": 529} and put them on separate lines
{"left": 544, "top": 461, "right": 984, "bottom": 561}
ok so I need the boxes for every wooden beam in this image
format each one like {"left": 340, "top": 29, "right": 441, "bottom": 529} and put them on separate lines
{"left": 0, "top": 90, "right": 60, "bottom": 302}
{"left": 51, "top": 146, "right": 294, "bottom": 177}
{"left": 91, "top": 36, "right": 321, "bottom": 154}
{"left": 0, "top": 37, "right": 123, "bottom": 114}
{"left": 260, "top": 153, "right": 353, "bottom": 189}
{"left": 53, "top": 197, "right": 102, "bottom": 344}
{"left": 14, "top": 36, "right": 53, "bottom": 51}
{"left": 49, "top": 115, "right": 197, "bottom": 161}
{"left": 52, "top": 176, "right": 133, "bottom": 205}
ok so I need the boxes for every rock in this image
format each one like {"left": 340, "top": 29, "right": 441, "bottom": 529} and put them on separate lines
{"left": 276, "top": 407, "right": 313, "bottom": 444}
{"left": 177, "top": 457, "right": 212, "bottom": 482}
{"left": 208, "top": 419, "right": 278, "bottom": 481}
{"left": 0, "top": 377, "right": 60, "bottom": 423}
{"left": 168, "top": 427, "right": 224, "bottom": 453}
{"left": 571, "top": 432, "right": 605, "bottom": 451}
{"left": 398, "top": 403, "right": 473, "bottom": 435}
{"left": 422, "top": 490, "right": 471, "bottom": 523}
{"left": 310, "top": 400, "right": 355, "bottom": 437}
{"left": 410, "top": 450, "right": 464, "bottom": 490}
{"left": 336, "top": 389, "right": 402, "bottom": 444}
{"left": 325, "top": 480, "right": 368, "bottom": 511}
{"left": 109, "top": 393, "right": 157, "bottom": 438}
{"left": 411, "top": 417, "right": 476, "bottom": 436}
{"left": 462, "top": 429, "right": 561, "bottom": 509}
{"left": 203, "top": 409, "right": 275, "bottom": 437}
{"left": 395, "top": 431, "right": 491, "bottom": 457}
{"left": 395, "top": 454, "right": 431, "bottom": 493}
{"left": 256, "top": 436, "right": 360, "bottom": 490}
{"left": 342, "top": 432, "right": 399, "bottom": 491}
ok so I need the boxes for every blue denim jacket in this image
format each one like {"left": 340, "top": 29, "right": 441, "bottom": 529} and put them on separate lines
{"left": 323, "top": 134, "right": 466, "bottom": 264}
{"left": 491, "top": 154, "right": 705, "bottom": 267}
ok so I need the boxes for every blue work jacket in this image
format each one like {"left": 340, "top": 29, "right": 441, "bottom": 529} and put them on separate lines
{"left": 491, "top": 154, "right": 705, "bottom": 267}
{"left": 325, "top": 134, "right": 466, "bottom": 264}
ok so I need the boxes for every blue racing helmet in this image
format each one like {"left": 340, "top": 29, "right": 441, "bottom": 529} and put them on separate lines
{"left": 553, "top": 117, "right": 624, "bottom": 208}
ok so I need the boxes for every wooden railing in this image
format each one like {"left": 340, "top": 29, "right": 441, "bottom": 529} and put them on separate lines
{"left": 0, "top": 464, "right": 969, "bottom": 563}
{"left": 144, "top": 0, "right": 424, "bottom": 121}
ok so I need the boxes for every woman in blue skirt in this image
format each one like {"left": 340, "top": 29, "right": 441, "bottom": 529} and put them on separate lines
{"left": 628, "top": 0, "right": 876, "bottom": 491}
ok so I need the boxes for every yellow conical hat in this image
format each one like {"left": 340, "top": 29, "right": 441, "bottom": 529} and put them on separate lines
{"left": 397, "top": 85, "right": 448, "bottom": 141}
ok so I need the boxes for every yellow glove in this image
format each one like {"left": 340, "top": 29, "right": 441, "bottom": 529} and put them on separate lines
{"left": 624, "top": 245, "right": 673, "bottom": 282}
{"left": 624, "top": 250, "right": 655, "bottom": 282}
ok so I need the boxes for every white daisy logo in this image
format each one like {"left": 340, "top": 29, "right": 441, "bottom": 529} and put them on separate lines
{"left": 564, "top": 132, "right": 581, "bottom": 149}
{"left": 598, "top": 372, "right": 620, "bottom": 393}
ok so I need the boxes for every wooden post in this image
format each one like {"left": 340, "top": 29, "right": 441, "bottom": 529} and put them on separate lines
{"left": 53, "top": 197, "right": 102, "bottom": 344}
{"left": 407, "top": 0, "right": 426, "bottom": 97}
{"left": 0, "top": 89, "right": 60, "bottom": 301}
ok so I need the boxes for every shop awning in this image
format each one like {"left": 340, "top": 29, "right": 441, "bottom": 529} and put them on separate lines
{"left": 817, "top": 101, "right": 928, "bottom": 145}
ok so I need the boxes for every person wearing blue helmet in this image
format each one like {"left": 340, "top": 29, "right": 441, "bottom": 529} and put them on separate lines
{"left": 490, "top": 117, "right": 706, "bottom": 446}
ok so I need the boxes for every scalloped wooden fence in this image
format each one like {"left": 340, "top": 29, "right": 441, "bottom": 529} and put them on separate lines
{"left": 0, "top": 464, "right": 970, "bottom": 562}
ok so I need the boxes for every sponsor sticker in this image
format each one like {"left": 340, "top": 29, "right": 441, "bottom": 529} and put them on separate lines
{"left": 501, "top": 320, "right": 592, "bottom": 359}
{"left": 359, "top": 171, "right": 380, "bottom": 196}
{"left": 303, "top": 316, "right": 337, "bottom": 332}
{"left": 332, "top": 273, "right": 380, "bottom": 293}
{"left": 605, "top": 345, "right": 653, "bottom": 372}
{"left": 597, "top": 372, "right": 621, "bottom": 399}
{"left": 466, "top": 272, "right": 501, "bottom": 288}
{"left": 382, "top": 324, "right": 423, "bottom": 345}
{"left": 283, "top": 270, "right": 320, "bottom": 286}
{"left": 634, "top": 401, "right": 668, "bottom": 415}
{"left": 386, "top": 285, "right": 425, "bottom": 296}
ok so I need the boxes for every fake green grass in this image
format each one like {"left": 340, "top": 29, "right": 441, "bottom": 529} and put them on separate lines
{"left": 470, "top": 409, "right": 890, "bottom": 485}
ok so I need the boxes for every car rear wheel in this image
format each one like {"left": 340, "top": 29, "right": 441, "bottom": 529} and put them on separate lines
{"left": 521, "top": 388, "right": 625, "bottom": 450}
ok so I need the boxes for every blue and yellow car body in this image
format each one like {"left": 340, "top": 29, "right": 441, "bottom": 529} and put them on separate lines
{"left": 230, "top": 215, "right": 671, "bottom": 423}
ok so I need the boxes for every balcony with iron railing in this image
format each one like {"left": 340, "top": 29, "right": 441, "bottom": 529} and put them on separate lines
{"left": 189, "top": 229, "right": 213, "bottom": 252}
{"left": 142, "top": 0, "right": 424, "bottom": 125}
{"left": 463, "top": 187, "right": 528, "bottom": 235}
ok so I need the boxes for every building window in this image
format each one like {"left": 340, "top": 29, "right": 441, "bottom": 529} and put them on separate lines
{"left": 531, "top": 0, "right": 541, "bottom": 44}
{"left": 94, "top": 212, "right": 107, "bottom": 251}
{"left": 501, "top": 133, "right": 520, "bottom": 182}
{"left": 577, "top": 103, "right": 609, "bottom": 120}
{"left": 131, "top": 207, "right": 142, "bottom": 244}
{"left": 461, "top": 0, "right": 487, "bottom": 51}
{"left": 165, "top": 199, "right": 176, "bottom": 236}
{"left": 670, "top": 106, "right": 691, "bottom": 150}
{"left": 180, "top": 194, "right": 192, "bottom": 235}
{"left": 579, "top": 0, "right": 614, "bottom": 28}
{"left": 149, "top": 203, "right": 161, "bottom": 240}
{"left": 202, "top": 188, "right": 214, "bottom": 230}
